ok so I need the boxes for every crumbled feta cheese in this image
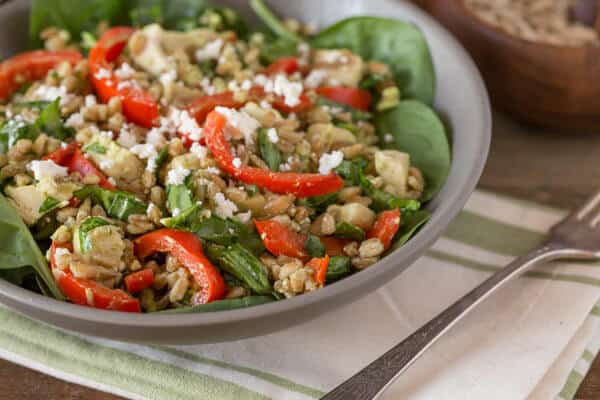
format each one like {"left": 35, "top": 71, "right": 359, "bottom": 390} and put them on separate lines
{"left": 270, "top": 75, "right": 303, "bottom": 107}
{"left": 146, "top": 127, "right": 167, "bottom": 147}
{"left": 33, "top": 85, "right": 70, "bottom": 105}
{"left": 304, "top": 69, "right": 328, "bottom": 88}
{"left": 65, "top": 112, "right": 84, "bottom": 129}
{"left": 215, "top": 106, "right": 260, "bottom": 145}
{"left": 232, "top": 157, "right": 242, "bottom": 168}
{"left": 176, "top": 109, "right": 202, "bottom": 140}
{"left": 28, "top": 160, "right": 68, "bottom": 180}
{"left": 114, "top": 62, "right": 135, "bottom": 80}
{"left": 94, "top": 68, "right": 111, "bottom": 80}
{"left": 167, "top": 166, "right": 191, "bottom": 185}
{"left": 159, "top": 69, "right": 177, "bottom": 86}
{"left": 117, "top": 81, "right": 132, "bottom": 91}
{"left": 190, "top": 142, "right": 208, "bottom": 159}
{"left": 195, "top": 38, "right": 224, "bottom": 62}
{"left": 130, "top": 144, "right": 157, "bottom": 159}
{"left": 227, "top": 80, "right": 240, "bottom": 92}
{"left": 384, "top": 133, "right": 394, "bottom": 143}
{"left": 200, "top": 78, "right": 216, "bottom": 95}
{"left": 117, "top": 125, "right": 138, "bottom": 148}
{"left": 214, "top": 192, "right": 238, "bottom": 219}
{"left": 318, "top": 151, "right": 344, "bottom": 175}
{"left": 266, "top": 128, "right": 279, "bottom": 144}
{"left": 241, "top": 80, "right": 253, "bottom": 91}
{"left": 84, "top": 95, "right": 97, "bottom": 107}
{"left": 253, "top": 74, "right": 269, "bottom": 87}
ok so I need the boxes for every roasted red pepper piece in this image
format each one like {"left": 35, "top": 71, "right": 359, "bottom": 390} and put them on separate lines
{"left": 89, "top": 27, "right": 159, "bottom": 128}
{"left": 204, "top": 111, "right": 343, "bottom": 197}
{"left": 306, "top": 255, "right": 329, "bottom": 285}
{"left": 316, "top": 86, "right": 373, "bottom": 111}
{"left": 133, "top": 228, "right": 226, "bottom": 304}
{"left": 124, "top": 269, "right": 154, "bottom": 294}
{"left": 0, "top": 50, "right": 83, "bottom": 100}
{"left": 265, "top": 57, "right": 299, "bottom": 75}
{"left": 44, "top": 143, "right": 115, "bottom": 190}
{"left": 49, "top": 242, "right": 141, "bottom": 312}
{"left": 254, "top": 219, "right": 308, "bottom": 260}
{"left": 367, "top": 209, "right": 402, "bottom": 250}
{"left": 319, "top": 237, "right": 349, "bottom": 257}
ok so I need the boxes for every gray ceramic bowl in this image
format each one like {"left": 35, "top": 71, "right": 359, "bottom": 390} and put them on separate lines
{"left": 0, "top": 0, "right": 491, "bottom": 344}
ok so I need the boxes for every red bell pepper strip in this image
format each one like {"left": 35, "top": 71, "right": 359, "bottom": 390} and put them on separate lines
{"left": 89, "top": 27, "right": 159, "bottom": 128}
{"left": 265, "top": 57, "right": 299, "bottom": 75}
{"left": 133, "top": 228, "right": 226, "bottom": 304}
{"left": 204, "top": 111, "right": 343, "bottom": 197}
{"left": 0, "top": 50, "right": 83, "bottom": 100}
{"left": 44, "top": 143, "right": 115, "bottom": 190}
{"left": 49, "top": 242, "right": 141, "bottom": 312}
{"left": 124, "top": 269, "right": 154, "bottom": 294}
{"left": 319, "top": 237, "right": 349, "bottom": 257}
{"left": 306, "top": 255, "right": 329, "bottom": 285}
{"left": 254, "top": 219, "right": 308, "bottom": 260}
{"left": 316, "top": 86, "right": 373, "bottom": 111}
{"left": 186, "top": 86, "right": 312, "bottom": 126}
{"left": 367, "top": 209, "right": 401, "bottom": 250}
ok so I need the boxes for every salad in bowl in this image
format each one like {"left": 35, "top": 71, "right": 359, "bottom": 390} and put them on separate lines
{"left": 0, "top": 0, "right": 450, "bottom": 314}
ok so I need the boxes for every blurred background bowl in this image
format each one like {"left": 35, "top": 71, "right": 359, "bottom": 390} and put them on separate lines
{"left": 424, "top": 0, "right": 600, "bottom": 133}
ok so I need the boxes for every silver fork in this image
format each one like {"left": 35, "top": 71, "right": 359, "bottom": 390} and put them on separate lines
{"left": 321, "top": 190, "right": 600, "bottom": 400}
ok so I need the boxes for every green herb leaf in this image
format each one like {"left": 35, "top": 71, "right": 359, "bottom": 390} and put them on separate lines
{"left": 83, "top": 142, "right": 107, "bottom": 154}
{"left": 258, "top": 128, "right": 281, "bottom": 172}
{"left": 160, "top": 203, "right": 201, "bottom": 231}
{"left": 38, "top": 196, "right": 61, "bottom": 215}
{"left": 195, "top": 216, "right": 265, "bottom": 255}
{"left": 298, "top": 192, "right": 338, "bottom": 212}
{"left": 259, "top": 38, "right": 298, "bottom": 65}
{"left": 304, "top": 234, "right": 325, "bottom": 258}
{"left": 34, "top": 98, "right": 75, "bottom": 140}
{"left": 158, "top": 295, "right": 274, "bottom": 314}
{"left": 326, "top": 256, "right": 352, "bottom": 282}
{"left": 74, "top": 186, "right": 147, "bottom": 221}
{"left": 390, "top": 210, "right": 430, "bottom": 250}
{"left": 334, "top": 222, "right": 365, "bottom": 241}
{"left": 334, "top": 158, "right": 368, "bottom": 186}
{"left": 311, "top": 17, "right": 435, "bottom": 104}
{"left": 0, "top": 193, "right": 63, "bottom": 299}
{"left": 166, "top": 183, "right": 194, "bottom": 216}
{"left": 375, "top": 100, "right": 451, "bottom": 201}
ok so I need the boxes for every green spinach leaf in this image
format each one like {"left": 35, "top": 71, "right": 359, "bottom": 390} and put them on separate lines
{"left": 166, "top": 183, "right": 194, "bottom": 216}
{"left": 390, "top": 209, "right": 430, "bottom": 251}
{"left": 195, "top": 216, "right": 264, "bottom": 255}
{"left": 158, "top": 295, "right": 274, "bottom": 314}
{"left": 259, "top": 39, "right": 298, "bottom": 65}
{"left": 375, "top": 100, "right": 451, "bottom": 201}
{"left": 0, "top": 193, "right": 63, "bottom": 299}
{"left": 258, "top": 128, "right": 281, "bottom": 171}
{"left": 74, "top": 186, "right": 147, "bottom": 221}
{"left": 311, "top": 17, "right": 435, "bottom": 105}
{"left": 34, "top": 98, "right": 74, "bottom": 140}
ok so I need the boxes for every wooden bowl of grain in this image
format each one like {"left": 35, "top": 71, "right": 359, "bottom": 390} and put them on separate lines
{"left": 425, "top": 0, "right": 600, "bottom": 132}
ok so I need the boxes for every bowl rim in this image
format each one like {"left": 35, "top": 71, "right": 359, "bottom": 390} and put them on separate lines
{"left": 0, "top": 0, "right": 492, "bottom": 329}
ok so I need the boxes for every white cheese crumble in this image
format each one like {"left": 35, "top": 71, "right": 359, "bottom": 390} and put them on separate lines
{"left": 166, "top": 166, "right": 191, "bottom": 185}
{"left": 232, "top": 157, "right": 242, "bottom": 168}
{"left": 190, "top": 142, "right": 208, "bottom": 160}
{"left": 130, "top": 143, "right": 159, "bottom": 172}
{"left": 384, "top": 133, "right": 394, "bottom": 143}
{"left": 117, "top": 125, "right": 138, "bottom": 149}
{"left": 241, "top": 79, "right": 253, "bottom": 91}
{"left": 214, "top": 106, "right": 260, "bottom": 145}
{"left": 195, "top": 38, "right": 224, "bottom": 62}
{"left": 264, "top": 75, "right": 303, "bottom": 107}
{"left": 114, "top": 62, "right": 136, "bottom": 80}
{"left": 318, "top": 151, "right": 344, "bottom": 175}
{"left": 159, "top": 69, "right": 177, "bottom": 86}
{"left": 214, "top": 192, "right": 238, "bottom": 219}
{"left": 117, "top": 81, "right": 132, "bottom": 91}
{"left": 200, "top": 78, "right": 216, "bottom": 95}
{"left": 94, "top": 68, "right": 111, "bottom": 80}
{"left": 146, "top": 127, "right": 167, "bottom": 147}
{"left": 28, "top": 160, "right": 68, "bottom": 180}
{"left": 175, "top": 109, "right": 203, "bottom": 140}
{"left": 266, "top": 128, "right": 279, "bottom": 144}
{"left": 304, "top": 69, "right": 328, "bottom": 88}
{"left": 33, "top": 85, "right": 71, "bottom": 105}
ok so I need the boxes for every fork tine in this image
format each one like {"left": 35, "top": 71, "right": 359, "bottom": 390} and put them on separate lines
{"left": 575, "top": 189, "right": 600, "bottom": 220}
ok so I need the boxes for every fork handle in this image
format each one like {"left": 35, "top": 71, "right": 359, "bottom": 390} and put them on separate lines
{"left": 321, "top": 243, "right": 569, "bottom": 400}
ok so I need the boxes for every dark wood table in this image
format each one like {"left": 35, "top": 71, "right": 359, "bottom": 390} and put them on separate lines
{"left": 1, "top": 111, "right": 600, "bottom": 398}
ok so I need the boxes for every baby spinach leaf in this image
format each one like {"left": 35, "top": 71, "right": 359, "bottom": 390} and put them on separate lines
{"left": 158, "top": 295, "right": 274, "bottom": 314}
{"left": 305, "top": 234, "right": 325, "bottom": 258}
{"left": 311, "top": 17, "right": 435, "bottom": 105}
{"left": 375, "top": 100, "right": 451, "bottom": 201}
{"left": 298, "top": 191, "right": 338, "bottom": 212}
{"left": 250, "top": 0, "right": 300, "bottom": 42}
{"left": 258, "top": 128, "right": 281, "bottom": 171}
{"left": 217, "top": 243, "right": 272, "bottom": 295}
{"left": 160, "top": 203, "right": 201, "bottom": 230}
{"left": 34, "top": 98, "right": 74, "bottom": 140}
{"left": 74, "top": 186, "right": 147, "bottom": 221}
{"left": 195, "top": 216, "right": 264, "bottom": 255}
{"left": 259, "top": 39, "right": 298, "bottom": 65}
{"left": 334, "top": 158, "right": 368, "bottom": 186}
{"left": 358, "top": 173, "right": 421, "bottom": 213}
{"left": 0, "top": 193, "right": 63, "bottom": 299}
{"left": 29, "top": 0, "right": 128, "bottom": 47}
{"left": 390, "top": 209, "right": 431, "bottom": 251}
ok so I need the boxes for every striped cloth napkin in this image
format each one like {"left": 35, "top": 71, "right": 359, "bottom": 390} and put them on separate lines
{"left": 0, "top": 189, "right": 599, "bottom": 400}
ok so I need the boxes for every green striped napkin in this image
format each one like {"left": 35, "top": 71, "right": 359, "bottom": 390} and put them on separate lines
{"left": 0, "top": 190, "right": 598, "bottom": 399}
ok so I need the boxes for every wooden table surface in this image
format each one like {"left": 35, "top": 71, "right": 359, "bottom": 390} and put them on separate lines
{"left": 1, "top": 110, "right": 599, "bottom": 398}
